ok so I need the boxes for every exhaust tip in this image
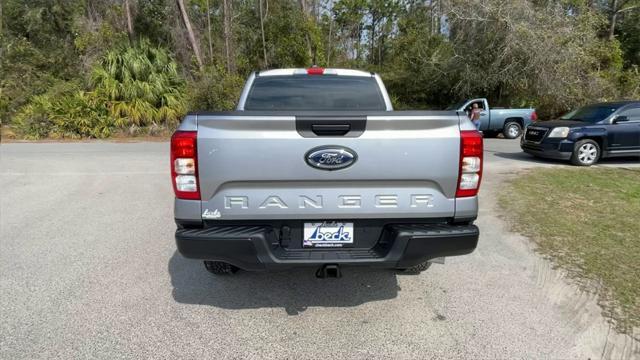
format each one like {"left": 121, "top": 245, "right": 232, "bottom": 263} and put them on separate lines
{"left": 316, "top": 264, "right": 342, "bottom": 279}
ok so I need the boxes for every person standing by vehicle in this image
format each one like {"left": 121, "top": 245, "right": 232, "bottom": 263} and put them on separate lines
{"left": 469, "top": 102, "right": 482, "bottom": 131}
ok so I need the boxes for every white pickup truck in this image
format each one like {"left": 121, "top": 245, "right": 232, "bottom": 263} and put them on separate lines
{"left": 171, "top": 68, "right": 482, "bottom": 278}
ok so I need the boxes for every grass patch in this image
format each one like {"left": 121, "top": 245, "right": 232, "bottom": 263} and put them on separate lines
{"left": 499, "top": 167, "right": 640, "bottom": 334}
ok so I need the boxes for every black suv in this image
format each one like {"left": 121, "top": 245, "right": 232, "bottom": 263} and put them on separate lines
{"left": 521, "top": 101, "right": 640, "bottom": 166}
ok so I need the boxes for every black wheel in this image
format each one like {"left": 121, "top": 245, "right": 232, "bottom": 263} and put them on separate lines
{"left": 396, "top": 261, "right": 432, "bottom": 274}
{"left": 570, "top": 139, "right": 600, "bottom": 166}
{"left": 503, "top": 122, "right": 522, "bottom": 139}
{"left": 204, "top": 261, "right": 239, "bottom": 275}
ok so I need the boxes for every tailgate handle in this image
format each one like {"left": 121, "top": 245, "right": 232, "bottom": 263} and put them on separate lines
{"left": 311, "top": 124, "right": 351, "bottom": 136}
{"left": 296, "top": 116, "right": 366, "bottom": 138}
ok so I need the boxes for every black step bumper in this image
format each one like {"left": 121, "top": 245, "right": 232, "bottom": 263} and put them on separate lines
{"left": 175, "top": 222, "right": 479, "bottom": 271}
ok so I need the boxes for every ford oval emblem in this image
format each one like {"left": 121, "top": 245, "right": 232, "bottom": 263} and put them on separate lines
{"left": 305, "top": 146, "right": 357, "bottom": 171}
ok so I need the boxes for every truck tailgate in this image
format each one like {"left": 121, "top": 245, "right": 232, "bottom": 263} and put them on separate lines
{"left": 195, "top": 111, "right": 461, "bottom": 220}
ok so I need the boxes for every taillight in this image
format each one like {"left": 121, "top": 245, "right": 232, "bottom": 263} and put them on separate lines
{"left": 171, "top": 131, "right": 200, "bottom": 200}
{"left": 531, "top": 111, "right": 538, "bottom": 122}
{"left": 456, "top": 130, "right": 483, "bottom": 197}
{"left": 307, "top": 67, "right": 324, "bottom": 75}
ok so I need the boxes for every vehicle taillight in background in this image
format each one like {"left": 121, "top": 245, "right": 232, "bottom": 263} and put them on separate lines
{"left": 456, "top": 130, "right": 483, "bottom": 197}
{"left": 171, "top": 131, "right": 200, "bottom": 200}
{"left": 531, "top": 110, "right": 538, "bottom": 122}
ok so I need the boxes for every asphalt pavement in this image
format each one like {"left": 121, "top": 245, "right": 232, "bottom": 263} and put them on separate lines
{"left": 1, "top": 139, "right": 638, "bottom": 359}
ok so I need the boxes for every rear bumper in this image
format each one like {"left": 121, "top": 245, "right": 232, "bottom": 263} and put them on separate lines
{"left": 521, "top": 138, "right": 573, "bottom": 160}
{"left": 175, "top": 222, "right": 479, "bottom": 270}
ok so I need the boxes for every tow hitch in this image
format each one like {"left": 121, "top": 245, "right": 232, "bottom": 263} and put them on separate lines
{"left": 316, "top": 264, "right": 342, "bottom": 279}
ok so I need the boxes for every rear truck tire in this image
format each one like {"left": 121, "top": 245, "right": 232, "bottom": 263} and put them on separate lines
{"left": 204, "top": 261, "right": 239, "bottom": 275}
{"left": 396, "top": 261, "right": 432, "bottom": 274}
{"left": 503, "top": 121, "right": 522, "bottom": 139}
{"left": 571, "top": 139, "right": 600, "bottom": 166}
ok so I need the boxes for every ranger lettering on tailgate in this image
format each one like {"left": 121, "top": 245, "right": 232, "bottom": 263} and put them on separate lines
{"left": 222, "top": 194, "right": 434, "bottom": 210}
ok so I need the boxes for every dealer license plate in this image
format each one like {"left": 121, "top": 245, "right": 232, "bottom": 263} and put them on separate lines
{"left": 303, "top": 222, "right": 354, "bottom": 248}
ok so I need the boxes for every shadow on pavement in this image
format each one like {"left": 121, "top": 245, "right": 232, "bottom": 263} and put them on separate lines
{"left": 491, "top": 151, "right": 566, "bottom": 165}
{"left": 168, "top": 251, "right": 400, "bottom": 314}
{"left": 492, "top": 151, "right": 640, "bottom": 167}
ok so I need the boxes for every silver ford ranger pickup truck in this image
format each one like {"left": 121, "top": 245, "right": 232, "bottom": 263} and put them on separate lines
{"left": 172, "top": 68, "right": 482, "bottom": 277}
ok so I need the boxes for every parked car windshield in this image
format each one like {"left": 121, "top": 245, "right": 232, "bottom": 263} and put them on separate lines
{"left": 244, "top": 75, "right": 386, "bottom": 110}
{"left": 560, "top": 104, "right": 622, "bottom": 123}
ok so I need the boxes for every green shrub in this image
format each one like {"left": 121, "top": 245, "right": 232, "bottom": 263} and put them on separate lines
{"left": 53, "top": 91, "right": 114, "bottom": 138}
{"left": 0, "top": 37, "right": 60, "bottom": 124}
{"left": 187, "top": 65, "right": 245, "bottom": 111}
{"left": 90, "top": 40, "right": 186, "bottom": 127}
{"left": 13, "top": 40, "right": 186, "bottom": 139}
{"left": 619, "top": 66, "right": 640, "bottom": 99}
{"left": 13, "top": 82, "right": 112, "bottom": 139}
{"left": 13, "top": 95, "right": 56, "bottom": 139}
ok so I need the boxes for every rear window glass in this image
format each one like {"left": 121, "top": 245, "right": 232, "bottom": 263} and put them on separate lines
{"left": 244, "top": 75, "right": 386, "bottom": 111}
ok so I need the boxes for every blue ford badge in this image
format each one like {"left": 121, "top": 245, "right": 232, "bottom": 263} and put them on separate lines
{"left": 305, "top": 146, "right": 357, "bottom": 170}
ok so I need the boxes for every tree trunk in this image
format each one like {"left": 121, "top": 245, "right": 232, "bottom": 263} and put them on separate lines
{"left": 223, "top": 0, "right": 236, "bottom": 73}
{"left": 370, "top": 15, "right": 376, "bottom": 64}
{"left": 312, "top": 0, "right": 319, "bottom": 20}
{"left": 86, "top": 0, "right": 93, "bottom": 24}
{"left": 176, "top": 0, "right": 204, "bottom": 71}
{"left": 299, "top": 0, "right": 314, "bottom": 63}
{"left": 437, "top": 0, "right": 442, "bottom": 34}
{"left": 356, "top": 23, "right": 361, "bottom": 61}
{"left": 326, "top": 0, "right": 333, "bottom": 66}
{"left": 0, "top": 0, "right": 3, "bottom": 62}
{"left": 259, "top": 0, "right": 268, "bottom": 67}
{"left": 378, "top": 24, "right": 384, "bottom": 65}
{"left": 609, "top": 0, "right": 618, "bottom": 40}
{"left": 429, "top": 2, "right": 434, "bottom": 35}
{"left": 436, "top": 1, "right": 439, "bottom": 34}
{"left": 124, "top": 0, "right": 135, "bottom": 40}
{"left": 609, "top": 12, "right": 617, "bottom": 40}
{"left": 206, "top": 0, "right": 213, "bottom": 61}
